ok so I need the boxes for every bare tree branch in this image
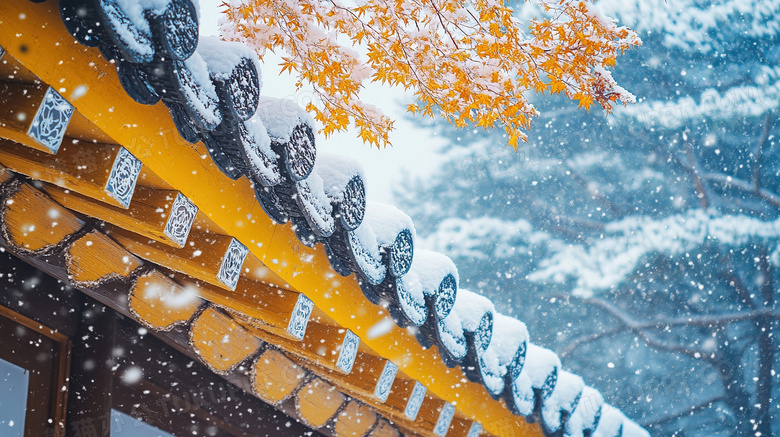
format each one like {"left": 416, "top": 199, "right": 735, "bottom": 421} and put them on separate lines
{"left": 720, "top": 257, "right": 758, "bottom": 309}
{"left": 565, "top": 161, "right": 622, "bottom": 216}
{"left": 686, "top": 143, "right": 710, "bottom": 209}
{"left": 755, "top": 249, "right": 775, "bottom": 436}
{"left": 552, "top": 294, "right": 716, "bottom": 361}
{"left": 700, "top": 172, "right": 780, "bottom": 209}
{"left": 641, "top": 395, "right": 724, "bottom": 427}
{"left": 752, "top": 114, "right": 772, "bottom": 192}
{"left": 560, "top": 325, "right": 625, "bottom": 357}
{"left": 559, "top": 308, "right": 780, "bottom": 358}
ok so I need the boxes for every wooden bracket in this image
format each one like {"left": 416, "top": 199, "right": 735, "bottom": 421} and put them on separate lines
{"left": 65, "top": 229, "right": 143, "bottom": 286}
{"left": 0, "top": 139, "right": 142, "bottom": 208}
{"left": 0, "top": 81, "right": 74, "bottom": 153}
{"left": 106, "top": 225, "right": 249, "bottom": 291}
{"left": 46, "top": 183, "right": 198, "bottom": 247}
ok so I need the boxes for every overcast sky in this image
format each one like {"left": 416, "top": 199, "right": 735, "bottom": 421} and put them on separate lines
{"left": 199, "top": 0, "right": 444, "bottom": 203}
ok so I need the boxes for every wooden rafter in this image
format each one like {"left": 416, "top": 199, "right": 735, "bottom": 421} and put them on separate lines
{"left": 0, "top": 1, "right": 542, "bottom": 435}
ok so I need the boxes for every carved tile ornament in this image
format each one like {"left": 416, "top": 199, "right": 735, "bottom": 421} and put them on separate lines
{"left": 216, "top": 238, "right": 249, "bottom": 290}
{"left": 28, "top": 87, "right": 74, "bottom": 154}
{"left": 105, "top": 147, "right": 142, "bottom": 208}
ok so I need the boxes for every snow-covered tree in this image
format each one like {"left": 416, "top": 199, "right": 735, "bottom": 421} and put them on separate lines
{"left": 398, "top": 1, "right": 780, "bottom": 435}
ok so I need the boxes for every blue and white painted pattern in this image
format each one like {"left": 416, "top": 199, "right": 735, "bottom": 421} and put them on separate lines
{"left": 27, "top": 87, "right": 74, "bottom": 154}
{"left": 105, "top": 147, "right": 142, "bottom": 208}
{"left": 216, "top": 238, "right": 248, "bottom": 290}
{"left": 164, "top": 193, "right": 198, "bottom": 247}
{"left": 336, "top": 329, "right": 359, "bottom": 373}
{"left": 466, "top": 422, "right": 482, "bottom": 437}
{"left": 405, "top": 381, "right": 427, "bottom": 421}
{"left": 286, "top": 294, "right": 314, "bottom": 340}
{"left": 434, "top": 402, "right": 456, "bottom": 436}
{"left": 373, "top": 360, "right": 398, "bottom": 403}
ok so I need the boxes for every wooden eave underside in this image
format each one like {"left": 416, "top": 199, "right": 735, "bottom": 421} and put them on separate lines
{"left": 0, "top": 2, "right": 542, "bottom": 436}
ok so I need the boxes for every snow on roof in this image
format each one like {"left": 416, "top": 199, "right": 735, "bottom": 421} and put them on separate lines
{"left": 315, "top": 153, "right": 365, "bottom": 202}
{"left": 59, "top": 3, "right": 651, "bottom": 435}
{"left": 408, "top": 249, "right": 458, "bottom": 295}
{"left": 451, "top": 288, "right": 494, "bottom": 333}
{"left": 363, "top": 201, "right": 416, "bottom": 248}
{"left": 593, "top": 406, "right": 627, "bottom": 437}
{"left": 255, "top": 96, "right": 316, "bottom": 143}
{"left": 542, "top": 370, "right": 584, "bottom": 433}
{"left": 198, "top": 35, "right": 261, "bottom": 81}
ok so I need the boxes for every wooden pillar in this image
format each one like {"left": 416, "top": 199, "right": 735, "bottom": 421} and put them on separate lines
{"left": 66, "top": 299, "right": 116, "bottom": 437}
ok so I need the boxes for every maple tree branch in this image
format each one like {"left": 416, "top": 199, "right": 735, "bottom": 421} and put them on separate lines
{"left": 428, "top": 0, "right": 460, "bottom": 50}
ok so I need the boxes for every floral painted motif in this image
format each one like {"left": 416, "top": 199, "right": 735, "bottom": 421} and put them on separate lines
{"left": 216, "top": 238, "right": 248, "bottom": 290}
{"left": 164, "top": 193, "right": 198, "bottom": 247}
{"left": 286, "top": 294, "right": 313, "bottom": 340}
{"left": 105, "top": 148, "right": 142, "bottom": 208}
{"left": 336, "top": 330, "right": 359, "bottom": 374}
{"left": 27, "top": 88, "right": 74, "bottom": 153}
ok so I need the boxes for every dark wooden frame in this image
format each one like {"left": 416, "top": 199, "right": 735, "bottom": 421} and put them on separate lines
{"left": 0, "top": 304, "right": 70, "bottom": 437}
{"left": 0, "top": 250, "right": 319, "bottom": 437}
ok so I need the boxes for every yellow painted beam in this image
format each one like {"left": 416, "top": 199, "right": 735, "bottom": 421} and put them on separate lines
{"left": 0, "top": 3, "right": 540, "bottom": 436}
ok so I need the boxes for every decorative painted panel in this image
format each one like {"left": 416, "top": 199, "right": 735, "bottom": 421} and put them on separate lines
{"left": 434, "top": 402, "right": 455, "bottom": 437}
{"left": 336, "top": 329, "right": 359, "bottom": 374}
{"left": 216, "top": 238, "right": 248, "bottom": 290}
{"left": 27, "top": 87, "right": 74, "bottom": 154}
{"left": 373, "top": 360, "right": 398, "bottom": 403}
{"left": 163, "top": 193, "right": 198, "bottom": 247}
{"left": 286, "top": 294, "right": 314, "bottom": 340}
{"left": 105, "top": 147, "right": 142, "bottom": 208}
{"left": 404, "top": 381, "right": 426, "bottom": 421}
{"left": 466, "top": 422, "right": 483, "bottom": 437}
